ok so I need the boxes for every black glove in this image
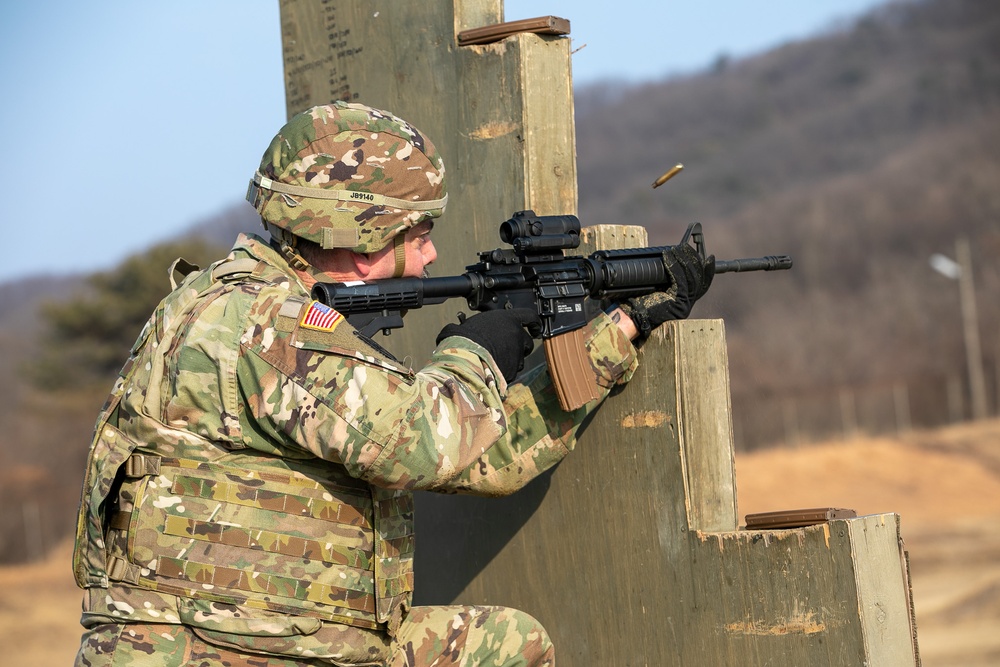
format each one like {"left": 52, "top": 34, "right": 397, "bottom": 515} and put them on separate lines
{"left": 619, "top": 244, "right": 716, "bottom": 338}
{"left": 436, "top": 309, "right": 541, "bottom": 383}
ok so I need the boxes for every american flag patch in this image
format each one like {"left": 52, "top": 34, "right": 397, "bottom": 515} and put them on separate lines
{"left": 299, "top": 300, "right": 343, "bottom": 332}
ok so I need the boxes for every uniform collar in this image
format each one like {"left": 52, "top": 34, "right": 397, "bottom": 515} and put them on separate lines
{"left": 229, "top": 233, "right": 316, "bottom": 295}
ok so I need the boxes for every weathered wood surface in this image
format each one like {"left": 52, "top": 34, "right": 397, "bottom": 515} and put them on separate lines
{"left": 277, "top": 3, "right": 920, "bottom": 664}
{"left": 278, "top": 0, "right": 576, "bottom": 252}
{"left": 441, "top": 318, "right": 918, "bottom": 665}
{"left": 280, "top": 0, "right": 576, "bottom": 365}
{"left": 685, "top": 515, "right": 918, "bottom": 665}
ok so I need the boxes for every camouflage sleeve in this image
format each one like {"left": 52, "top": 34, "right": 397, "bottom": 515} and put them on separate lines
{"left": 435, "top": 310, "right": 638, "bottom": 496}
{"left": 239, "top": 302, "right": 636, "bottom": 496}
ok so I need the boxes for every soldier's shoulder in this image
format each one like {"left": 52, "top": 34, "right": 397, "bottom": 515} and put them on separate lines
{"left": 252, "top": 297, "right": 411, "bottom": 377}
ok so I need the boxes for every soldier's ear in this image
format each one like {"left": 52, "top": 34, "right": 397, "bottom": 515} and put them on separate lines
{"left": 351, "top": 251, "right": 374, "bottom": 278}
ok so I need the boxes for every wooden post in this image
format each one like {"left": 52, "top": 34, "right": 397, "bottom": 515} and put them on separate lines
{"left": 894, "top": 382, "right": 911, "bottom": 434}
{"left": 947, "top": 374, "right": 964, "bottom": 423}
{"left": 840, "top": 388, "right": 858, "bottom": 438}
{"left": 277, "top": 3, "right": 920, "bottom": 664}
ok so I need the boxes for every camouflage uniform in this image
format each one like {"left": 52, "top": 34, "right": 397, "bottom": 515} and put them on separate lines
{"left": 77, "top": 605, "right": 553, "bottom": 666}
{"left": 73, "top": 228, "right": 638, "bottom": 665}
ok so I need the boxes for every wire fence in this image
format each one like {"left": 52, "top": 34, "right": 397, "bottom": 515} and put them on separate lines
{"left": 0, "top": 481, "right": 79, "bottom": 565}
{"left": 732, "top": 370, "right": 997, "bottom": 451}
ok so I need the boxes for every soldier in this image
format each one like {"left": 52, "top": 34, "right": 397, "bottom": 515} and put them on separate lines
{"left": 73, "top": 102, "right": 712, "bottom": 666}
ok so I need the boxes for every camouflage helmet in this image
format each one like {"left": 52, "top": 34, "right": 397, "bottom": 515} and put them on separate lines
{"left": 246, "top": 102, "right": 447, "bottom": 255}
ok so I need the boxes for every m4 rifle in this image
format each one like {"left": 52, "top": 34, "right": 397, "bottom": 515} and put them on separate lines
{"left": 312, "top": 210, "right": 791, "bottom": 409}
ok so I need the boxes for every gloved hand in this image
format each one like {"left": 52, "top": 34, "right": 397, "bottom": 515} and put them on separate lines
{"left": 619, "top": 244, "right": 715, "bottom": 338}
{"left": 436, "top": 308, "right": 542, "bottom": 383}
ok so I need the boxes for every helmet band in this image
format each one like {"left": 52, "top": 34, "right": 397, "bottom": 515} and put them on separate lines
{"left": 249, "top": 171, "right": 447, "bottom": 212}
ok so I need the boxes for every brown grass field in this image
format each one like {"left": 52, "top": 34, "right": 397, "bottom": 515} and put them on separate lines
{"left": 3, "top": 419, "right": 999, "bottom": 665}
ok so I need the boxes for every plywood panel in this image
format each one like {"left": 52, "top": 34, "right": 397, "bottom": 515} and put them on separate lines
{"left": 443, "top": 325, "right": 918, "bottom": 664}
{"left": 278, "top": 2, "right": 576, "bottom": 202}
{"left": 278, "top": 1, "right": 576, "bottom": 324}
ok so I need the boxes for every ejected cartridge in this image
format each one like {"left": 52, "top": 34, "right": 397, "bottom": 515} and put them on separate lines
{"left": 652, "top": 163, "right": 684, "bottom": 189}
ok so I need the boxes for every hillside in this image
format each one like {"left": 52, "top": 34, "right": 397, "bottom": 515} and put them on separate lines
{"left": 577, "top": 0, "right": 1000, "bottom": 228}
{"left": 576, "top": 0, "right": 1000, "bottom": 408}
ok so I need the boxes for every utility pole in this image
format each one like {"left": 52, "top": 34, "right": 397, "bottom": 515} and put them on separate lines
{"left": 956, "top": 237, "right": 989, "bottom": 420}
{"left": 931, "top": 236, "right": 988, "bottom": 421}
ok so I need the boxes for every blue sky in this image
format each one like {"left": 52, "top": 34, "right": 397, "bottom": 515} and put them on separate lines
{"left": 0, "top": 0, "right": 890, "bottom": 284}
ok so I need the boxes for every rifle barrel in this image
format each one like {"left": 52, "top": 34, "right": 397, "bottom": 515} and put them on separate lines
{"left": 715, "top": 255, "right": 792, "bottom": 273}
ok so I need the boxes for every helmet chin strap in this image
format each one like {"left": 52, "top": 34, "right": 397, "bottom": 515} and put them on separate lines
{"left": 266, "top": 221, "right": 410, "bottom": 278}
{"left": 267, "top": 224, "right": 310, "bottom": 272}
{"left": 392, "top": 234, "right": 407, "bottom": 278}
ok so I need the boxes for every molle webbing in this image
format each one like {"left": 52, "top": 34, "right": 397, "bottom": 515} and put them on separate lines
{"left": 160, "top": 514, "right": 406, "bottom": 571}
{"left": 110, "top": 454, "right": 414, "bottom": 630}
{"left": 170, "top": 475, "right": 369, "bottom": 526}
{"left": 155, "top": 555, "right": 378, "bottom": 616}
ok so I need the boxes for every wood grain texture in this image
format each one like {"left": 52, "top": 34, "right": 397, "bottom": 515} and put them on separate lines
{"left": 279, "top": 0, "right": 576, "bottom": 366}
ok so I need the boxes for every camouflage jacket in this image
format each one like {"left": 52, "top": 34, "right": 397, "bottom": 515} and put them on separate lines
{"left": 73, "top": 233, "right": 637, "bottom": 662}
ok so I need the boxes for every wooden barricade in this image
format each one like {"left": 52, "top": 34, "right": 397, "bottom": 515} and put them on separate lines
{"left": 277, "top": 2, "right": 920, "bottom": 664}
{"left": 279, "top": 0, "right": 577, "bottom": 359}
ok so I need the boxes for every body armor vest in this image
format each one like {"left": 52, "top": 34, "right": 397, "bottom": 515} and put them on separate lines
{"left": 73, "top": 249, "right": 415, "bottom": 636}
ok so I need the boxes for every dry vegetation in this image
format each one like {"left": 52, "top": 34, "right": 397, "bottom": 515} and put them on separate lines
{"left": 577, "top": 0, "right": 1000, "bottom": 422}
{"left": 0, "top": 539, "right": 83, "bottom": 665}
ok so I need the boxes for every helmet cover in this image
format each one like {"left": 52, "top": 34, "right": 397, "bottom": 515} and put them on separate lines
{"left": 247, "top": 102, "right": 446, "bottom": 254}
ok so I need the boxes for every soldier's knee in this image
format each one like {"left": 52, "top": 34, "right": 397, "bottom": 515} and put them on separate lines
{"left": 486, "top": 606, "right": 555, "bottom": 667}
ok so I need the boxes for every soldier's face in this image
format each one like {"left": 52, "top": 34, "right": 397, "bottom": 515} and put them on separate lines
{"left": 365, "top": 220, "right": 437, "bottom": 279}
